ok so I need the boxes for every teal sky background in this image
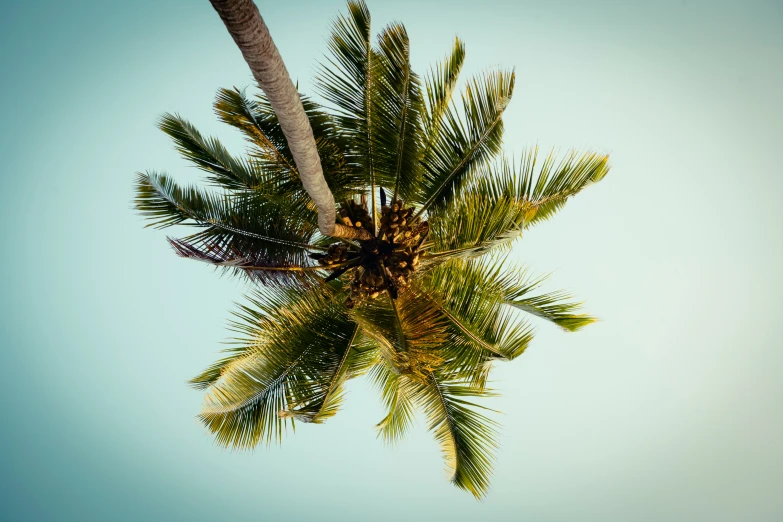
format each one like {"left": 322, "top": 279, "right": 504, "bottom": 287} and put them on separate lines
{"left": 1, "top": 0, "right": 781, "bottom": 520}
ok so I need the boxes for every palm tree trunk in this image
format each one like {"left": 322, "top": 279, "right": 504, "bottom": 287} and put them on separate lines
{"left": 209, "top": 0, "right": 371, "bottom": 240}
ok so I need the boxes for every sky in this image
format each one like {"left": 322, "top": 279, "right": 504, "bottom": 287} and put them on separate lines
{"left": 0, "top": 0, "right": 781, "bottom": 520}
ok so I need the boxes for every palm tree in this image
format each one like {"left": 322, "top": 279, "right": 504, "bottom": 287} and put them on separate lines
{"left": 134, "top": 0, "right": 610, "bottom": 499}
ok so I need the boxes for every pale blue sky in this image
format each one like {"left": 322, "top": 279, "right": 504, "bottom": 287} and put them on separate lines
{"left": 1, "top": 1, "right": 781, "bottom": 520}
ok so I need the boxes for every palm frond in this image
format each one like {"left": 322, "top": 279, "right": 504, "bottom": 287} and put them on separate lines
{"left": 516, "top": 147, "right": 610, "bottom": 227}
{"left": 428, "top": 257, "right": 597, "bottom": 332}
{"left": 134, "top": 170, "right": 217, "bottom": 229}
{"left": 316, "top": 0, "right": 376, "bottom": 193}
{"left": 418, "top": 259, "right": 534, "bottom": 387}
{"left": 415, "top": 69, "right": 515, "bottom": 213}
{"left": 197, "top": 285, "right": 356, "bottom": 447}
{"left": 342, "top": 330, "right": 383, "bottom": 379}
{"left": 502, "top": 272, "right": 597, "bottom": 332}
{"left": 426, "top": 150, "right": 610, "bottom": 259}
{"left": 158, "top": 113, "right": 262, "bottom": 190}
{"left": 348, "top": 284, "right": 449, "bottom": 377}
{"left": 135, "top": 173, "right": 323, "bottom": 284}
{"left": 410, "top": 371, "right": 499, "bottom": 499}
{"left": 136, "top": 171, "right": 319, "bottom": 246}
{"left": 421, "top": 37, "right": 465, "bottom": 159}
{"left": 189, "top": 347, "right": 250, "bottom": 390}
{"left": 168, "top": 236, "right": 329, "bottom": 286}
{"left": 369, "top": 359, "right": 417, "bottom": 443}
{"left": 427, "top": 170, "right": 527, "bottom": 260}
{"left": 372, "top": 23, "right": 424, "bottom": 201}
{"left": 280, "top": 323, "right": 362, "bottom": 423}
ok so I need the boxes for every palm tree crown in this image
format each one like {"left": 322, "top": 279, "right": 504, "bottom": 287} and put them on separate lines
{"left": 135, "top": 0, "right": 609, "bottom": 499}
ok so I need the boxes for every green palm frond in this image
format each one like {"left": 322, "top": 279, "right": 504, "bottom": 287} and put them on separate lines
{"left": 349, "top": 330, "right": 384, "bottom": 371}
{"left": 427, "top": 149, "right": 610, "bottom": 259}
{"left": 317, "top": 0, "right": 372, "bottom": 123}
{"left": 369, "top": 359, "right": 417, "bottom": 443}
{"left": 135, "top": 171, "right": 318, "bottom": 249}
{"left": 135, "top": 173, "right": 323, "bottom": 284}
{"left": 372, "top": 23, "right": 424, "bottom": 201}
{"left": 316, "top": 0, "right": 375, "bottom": 190}
{"left": 419, "top": 259, "right": 534, "bottom": 387}
{"left": 422, "top": 37, "right": 465, "bottom": 139}
{"left": 189, "top": 347, "right": 250, "bottom": 390}
{"left": 134, "top": 170, "right": 218, "bottom": 229}
{"left": 507, "top": 291, "right": 596, "bottom": 332}
{"left": 427, "top": 169, "right": 527, "bottom": 260}
{"left": 198, "top": 285, "right": 356, "bottom": 447}
{"left": 515, "top": 147, "right": 610, "bottom": 227}
{"left": 280, "top": 323, "right": 361, "bottom": 423}
{"left": 348, "top": 285, "right": 450, "bottom": 377}
{"left": 419, "top": 37, "right": 465, "bottom": 206}
{"left": 410, "top": 371, "right": 499, "bottom": 499}
{"left": 415, "top": 69, "right": 515, "bottom": 214}
{"left": 502, "top": 272, "right": 597, "bottom": 332}
{"left": 158, "top": 113, "right": 262, "bottom": 190}
{"left": 429, "top": 257, "right": 597, "bottom": 332}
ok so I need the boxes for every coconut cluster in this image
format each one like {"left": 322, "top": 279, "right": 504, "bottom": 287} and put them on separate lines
{"left": 316, "top": 242, "right": 351, "bottom": 268}
{"left": 312, "top": 196, "right": 428, "bottom": 308}
{"left": 338, "top": 198, "right": 374, "bottom": 234}
{"left": 346, "top": 200, "right": 428, "bottom": 308}
{"left": 378, "top": 200, "right": 416, "bottom": 241}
